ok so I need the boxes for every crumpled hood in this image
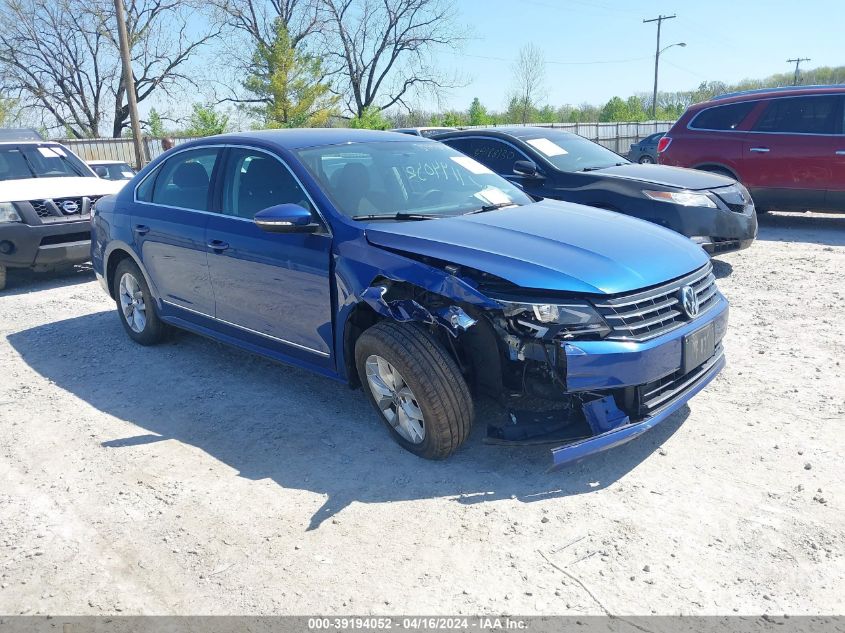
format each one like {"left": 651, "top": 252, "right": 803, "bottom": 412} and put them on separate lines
{"left": 0, "top": 176, "right": 125, "bottom": 202}
{"left": 596, "top": 163, "right": 735, "bottom": 191}
{"left": 365, "top": 200, "right": 709, "bottom": 295}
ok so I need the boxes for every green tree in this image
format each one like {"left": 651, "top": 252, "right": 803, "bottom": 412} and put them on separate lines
{"left": 147, "top": 108, "right": 165, "bottom": 137}
{"left": 467, "top": 97, "right": 490, "bottom": 126}
{"left": 184, "top": 104, "right": 229, "bottom": 137}
{"left": 348, "top": 106, "right": 390, "bottom": 130}
{"left": 243, "top": 19, "right": 337, "bottom": 128}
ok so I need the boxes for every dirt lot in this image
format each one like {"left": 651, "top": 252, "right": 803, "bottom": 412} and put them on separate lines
{"left": 0, "top": 211, "right": 843, "bottom": 616}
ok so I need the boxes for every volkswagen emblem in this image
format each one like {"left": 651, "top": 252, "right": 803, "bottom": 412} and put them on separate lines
{"left": 60, "top": 200, "right": 79, "bottom": 215}
{"left": 679, "top": 285, "right": 699, "bottom": 318}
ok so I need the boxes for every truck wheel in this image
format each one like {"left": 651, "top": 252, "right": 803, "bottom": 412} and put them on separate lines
{"left": 0, "top": 265, "right": 6, "bottom": 291}
{"left": 355, "top": 321, "right": 473, "bottom": 460}
{"left": 113, "top": 259, "right": 167, "bottom": 345}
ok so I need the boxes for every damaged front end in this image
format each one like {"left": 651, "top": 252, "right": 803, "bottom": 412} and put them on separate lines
{"left": 357, "top": 260, "right": 728, "bottom": 472}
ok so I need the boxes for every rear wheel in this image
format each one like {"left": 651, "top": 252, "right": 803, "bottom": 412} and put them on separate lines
{"left": 113, "top": 259, "right": 168, "bottom": 345}
{"left": 355, "top": 321, "right": 473, "bottom": 460}
{"left": 638, "top": 155, "right": 655, "bottom": 164}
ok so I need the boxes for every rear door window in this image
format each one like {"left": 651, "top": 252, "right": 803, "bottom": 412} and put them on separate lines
{"left": 752, "top": 95, "right": 842, "bottom": 134}
{"left": 148, "top": 148, "right": 220, "bottom": 211}
{"left": 690, "top": 102, "right": 756, "bottom": 131}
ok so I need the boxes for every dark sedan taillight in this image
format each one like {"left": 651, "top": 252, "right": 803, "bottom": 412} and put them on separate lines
{"left": 657, "top": 136, "right": 672, "bottom": 153}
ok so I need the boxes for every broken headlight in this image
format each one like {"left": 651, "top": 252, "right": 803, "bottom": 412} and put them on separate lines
{"left": 501, "top": 300, "right": 611, "bottom": 339}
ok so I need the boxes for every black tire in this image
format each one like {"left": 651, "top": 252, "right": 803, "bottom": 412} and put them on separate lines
{"left": 355, "top": 321, "right": 473, "bottom": 460}
{"left": 113, "top": 259, "right": 168, "bottom": 345}
{"left": 638, "top": 155, "right": 655, "bottom": 164}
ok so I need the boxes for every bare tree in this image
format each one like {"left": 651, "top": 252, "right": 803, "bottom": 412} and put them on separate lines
{"left": 511, "top": 43, "right": 546, "bottom": 125}
{"left": 318, "top": 0, "right": 464, "bottom": 118}
{"left": 208, "top": 0, "right": 322, "bottom": 52}
{"left": 0, "top": 0, "right": 116, "bottom": 137}
{"left": 0, "top": 0, "right": 219, "bottom": 137}
{"left": 101, "top": 0, "right": 221, "bottom": 137}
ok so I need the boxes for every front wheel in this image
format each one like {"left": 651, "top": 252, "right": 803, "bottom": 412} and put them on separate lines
{"left": 113, "top": 259, "right": 168, "bottom": 345}
{"left": 355, "top": 321, "right": 473, "bottom": 460}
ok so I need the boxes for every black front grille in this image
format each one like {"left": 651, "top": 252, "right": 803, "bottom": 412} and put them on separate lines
{"left": 594, "top": 264, "right": 720, "bottom": 342}
{"left": 714, "top": 185, "right": 751, "bottom": 213}
{"left": 29, "top": 196, "right": 93, "bottom": 219}
{"left": 638, "top": 344, "right": 723, "bottom": 415}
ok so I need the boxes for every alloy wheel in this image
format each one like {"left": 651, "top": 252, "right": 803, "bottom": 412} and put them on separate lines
{"left": 118, "top": 272, "right": 147, "bottom": 334}
{"left": 365, "top": 355, "right": 426, "bottom": 444}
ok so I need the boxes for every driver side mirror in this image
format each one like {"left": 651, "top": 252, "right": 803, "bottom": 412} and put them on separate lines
{"left": 513, "top": 160, "right": 543, "bottom": 179}
{"left": 254, "top": 203, "right": 321, "bottom": 234}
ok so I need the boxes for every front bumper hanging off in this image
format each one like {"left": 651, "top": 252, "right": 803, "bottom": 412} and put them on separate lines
{"left": 546, "top": 298, "right": 729, "bottom": 470}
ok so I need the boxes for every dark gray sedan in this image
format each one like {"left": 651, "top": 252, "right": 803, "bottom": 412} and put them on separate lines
{"left": 627, "top": 132, "right": 665, "bottom": 164}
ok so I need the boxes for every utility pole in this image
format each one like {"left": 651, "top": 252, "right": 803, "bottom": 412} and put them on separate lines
{"left": 114, "top": 0, "right": 144, "bottom": 170}
{"left": 786, "top": 57, "right": 811, "bottom": 86}
{"left": 644, "top": 14, "right": 676, "bottom": 119}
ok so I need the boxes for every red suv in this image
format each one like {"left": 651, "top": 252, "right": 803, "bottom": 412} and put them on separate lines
{"left": 658, "top": 86, "right": 845, "bottom": 212}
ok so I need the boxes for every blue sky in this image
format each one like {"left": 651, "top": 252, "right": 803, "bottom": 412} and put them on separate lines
{"left": 432, "top": 0, "right": 844, "bottom": 111}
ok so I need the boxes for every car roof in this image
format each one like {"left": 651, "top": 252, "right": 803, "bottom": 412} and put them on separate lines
{"left": 0, "top": 128, "right": 45, "bottom": 142}
{"left": 435, "top": 126, "right": 578, "bottom": 141}
{"left": 87, "top": 160, "right": 129, "bottom": 165}
{"left": 186, "top": 128, "right": 427, "bottom": 150}
{"left": 694, "top": 84, "right": 845, "bottom": 110}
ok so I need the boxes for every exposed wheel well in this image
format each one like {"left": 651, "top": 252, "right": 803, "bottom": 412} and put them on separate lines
{"left": 343, "top": 279, "right": 502, "bottom": 395}
{"left": 105, "top": 249, "right": 133, "bottom": 299}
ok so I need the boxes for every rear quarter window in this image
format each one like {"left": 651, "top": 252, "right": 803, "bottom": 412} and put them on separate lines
{"left": 689, "top": 102, "right": 756, "bottom": 131}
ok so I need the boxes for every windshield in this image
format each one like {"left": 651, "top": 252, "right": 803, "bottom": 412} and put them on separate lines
{"left": 516, "top": 130, "right": 629, "bottom": 173}
{"left": 93, "top": 162, "right": 135, "bottom": 180}
{"left": 0, "top": 144, "right": 91, "bottom": 181}
{"left": 295, "top": 140, "right": 532, "bottom": 219}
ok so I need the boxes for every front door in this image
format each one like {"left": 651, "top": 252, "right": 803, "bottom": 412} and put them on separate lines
{"left": 131, "top": 146, "right": 221, "bottom": 316}
{"left": 205, "top": 147, "right": 334, "bottom": 362}
{"left": 743, "top": 94, "right": 842, "bottom": 210}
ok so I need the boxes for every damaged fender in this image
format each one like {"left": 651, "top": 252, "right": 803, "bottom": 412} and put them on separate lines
{"left": 361, "top": 285, "right": 477, "bottom": 337}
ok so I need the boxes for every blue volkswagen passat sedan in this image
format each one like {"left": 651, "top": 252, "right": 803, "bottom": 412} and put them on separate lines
{"left": 92, "top": 129, "right": 728, "bottom": 469}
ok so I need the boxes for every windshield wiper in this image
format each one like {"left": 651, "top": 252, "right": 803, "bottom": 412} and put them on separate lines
{"left": 579, "top": 162, "right": 626, "bottom": 172}
{"left": 351, "top": 212, "right": 442, "bottom": 221}
{"left": 466, "top": 202, "right": 517, "bottom": 215}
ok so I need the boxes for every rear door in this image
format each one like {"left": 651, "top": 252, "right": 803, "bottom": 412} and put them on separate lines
{"left": 131, "top": 146, "right": 221, "bottom": 317}
{"left": 743, "top": 94, "right": 842, "bottom": 209}
{"left": 204, "top": 146, "right": 334, "bottom": 364}
{"left": 826, "top": 95, "right": 845, "bottom": 210}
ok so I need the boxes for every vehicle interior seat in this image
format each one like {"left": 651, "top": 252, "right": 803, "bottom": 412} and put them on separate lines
{"left": 160, "top": 161, "right": 210, "bottom": 209}
{"left": 332, "top": 162, "right": 377, "bottom": 214}
{"left": 237, "top": 157, "right": 311, "bottom": 217}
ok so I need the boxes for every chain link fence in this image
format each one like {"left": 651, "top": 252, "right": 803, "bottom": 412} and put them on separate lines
{"left": 59, "top": 121, "right": 675, "bottom": 166}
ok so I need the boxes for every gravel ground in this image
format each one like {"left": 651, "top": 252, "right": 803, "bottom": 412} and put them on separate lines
{"left": 0, "top": 211, "right": 843, "bottom": 616}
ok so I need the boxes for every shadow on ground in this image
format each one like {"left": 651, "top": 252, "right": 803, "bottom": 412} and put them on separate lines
{"left": 1, "top": 264, "right": 95, "bottom": 297}
{"left": 8, "top": 311, "right": 688, "bottom": 530}
{"left": 755, "top": 211, "right": 845, "bottom": 246}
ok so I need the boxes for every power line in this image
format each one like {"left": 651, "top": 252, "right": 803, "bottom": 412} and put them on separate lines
{"left": 443, "top": 49, "right": 653, "bottom": 67}
{"left": 786, "top": 57, "right": 811, "bottom": 85}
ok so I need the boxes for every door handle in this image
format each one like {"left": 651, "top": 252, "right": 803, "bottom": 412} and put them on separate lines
{"left": 835, "top": 150, "right": 845, "bottom": 156}
{"left": 133, "top": 224, "right": 150, "bottom": 235}
{"left": 749, "top": 147, "right": 770, "bottom": 153}
{"left": 207, "top": 239, "right": 230, "bottom": 252}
